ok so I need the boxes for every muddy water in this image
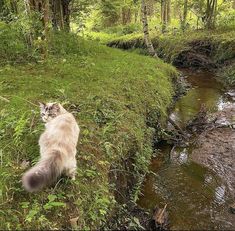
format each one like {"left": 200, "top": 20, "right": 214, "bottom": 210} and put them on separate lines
{"left": 137, "top": 70, "right": 235, "bottom": 230}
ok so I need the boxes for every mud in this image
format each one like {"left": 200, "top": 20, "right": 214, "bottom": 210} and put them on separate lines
{"left": 192, "top": 105, "right": 235, "bottom": 193}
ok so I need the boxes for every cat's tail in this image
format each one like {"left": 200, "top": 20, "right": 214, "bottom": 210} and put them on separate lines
{"left": 22, "top": 151, "right": 64, "bottom": 192}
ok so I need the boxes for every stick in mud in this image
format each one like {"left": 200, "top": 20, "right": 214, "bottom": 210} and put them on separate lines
{"left": 168, "top": 117, "right": 187, "bottom": 138}
{"left": 150, "top": 204, "right": 169, "bottom": 230}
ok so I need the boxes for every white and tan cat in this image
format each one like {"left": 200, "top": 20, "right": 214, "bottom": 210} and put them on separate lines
{"left": 22, "top": 102, "right": 80, "bottom": 192}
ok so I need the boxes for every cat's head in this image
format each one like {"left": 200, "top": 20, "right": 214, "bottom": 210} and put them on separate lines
{"left": 39, "top": 102, "right": 62, "bottom": 122}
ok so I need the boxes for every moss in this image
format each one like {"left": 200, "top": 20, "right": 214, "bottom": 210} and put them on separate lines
{"left": 0, "top": 33, "right": 177, "bottom": 229}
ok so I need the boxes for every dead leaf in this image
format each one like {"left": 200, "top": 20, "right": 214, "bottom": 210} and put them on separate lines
{"left": 20, "top": 160, "right": 30, "bottom": 169}
{"left": 70, "top": 217, "right": 79, "bottom": 230}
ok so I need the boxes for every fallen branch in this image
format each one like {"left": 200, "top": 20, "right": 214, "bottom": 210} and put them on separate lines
{"left": 168, "top": 117, "right": 187, "bottom": 137}
{"left": 151, "top": 204, "right": 169, "bottom": 230}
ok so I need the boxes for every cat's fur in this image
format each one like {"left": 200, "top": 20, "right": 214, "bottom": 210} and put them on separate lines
{"left": 22, "top": 102, "right": 80, "bottom": 192}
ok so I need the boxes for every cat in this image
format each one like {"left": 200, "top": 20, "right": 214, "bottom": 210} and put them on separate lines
{"left": 22, "top": 102, "right": 80, "bottom": 192}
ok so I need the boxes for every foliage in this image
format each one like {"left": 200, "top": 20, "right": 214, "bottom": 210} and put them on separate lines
{"left": 103, "top": 23, "right": 142, "bottom": 35}
{"left": 0, "top": 22, "right": 30, "bottom": 64}
{"left": 78, "top": 0, "right": 235, "bottom": 34}
{"left": 217, "top": 62, "right": 235, "bottom": 87}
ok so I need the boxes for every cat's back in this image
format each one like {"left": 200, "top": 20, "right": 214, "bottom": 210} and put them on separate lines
{"left": 51, "top": 112, "right": 79, "bottom": 134}
{"left": 41, "top": 112, "right": 79, "bottom": 144}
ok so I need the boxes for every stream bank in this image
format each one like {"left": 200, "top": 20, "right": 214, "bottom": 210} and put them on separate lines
{"left": 88, "top": 30, "right": 235, "bottom": 87}
{"left": 88, "top": 30, "right": 235, "bottom": 229}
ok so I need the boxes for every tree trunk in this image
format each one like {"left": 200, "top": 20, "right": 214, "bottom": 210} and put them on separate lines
{"left": 141, "top": 0, "right": 157, "bottom": 57}
{"left": 167, "top": 0, "right": 171, "bottom": 24}
{"left": 205, "top": 0, "right": 217, "bottom": 29}
{"left": 51, "top": 0, "right": 58, "bottom": 30}
{"left": 62, "top": 0, "right": 70, "bottom": 31}
{"left": 161, "top": 0, "right": 167, "bottom": 33}
{"left": 122, "top": 7, "right": 131, "bottom": 25}
{"left": 42, "top": 0, "right": 50, "bottom": 58}
{"left": 51, "top": 0, "right": 71, "bottom": 31}
{"left": 24, "top": 0, "right": 33, "bottom": 47}
{"left": 161, "top": 0, "right": 163, "bottom": 22}
{"left": 146, "top": 0, "right": 155, "bottom": 18}
{"left": 181, "top": 0, "right": 188, "bottom": 31}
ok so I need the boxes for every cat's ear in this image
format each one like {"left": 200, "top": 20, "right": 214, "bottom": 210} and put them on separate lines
{"left": 39, "top": 102, "right": 46, "bottom": 110}
{"left": 52, "top": 102, "right": 60, "bottom": 112}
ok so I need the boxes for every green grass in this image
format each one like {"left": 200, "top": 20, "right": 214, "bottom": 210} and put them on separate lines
{"left": 0, "top": 32, "right": 177, "bottom": 229}
{"left": 87, "top": 29, "right": 235, "bottom": 62}
{"left": 86, "top": 29, "right": 235, "bottom": 87}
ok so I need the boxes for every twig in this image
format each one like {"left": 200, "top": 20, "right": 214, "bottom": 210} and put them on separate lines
{"left": 0, "top": 96, "right": 10, "bottom": 103}
{"left": 158, "top": 204, "right": 167, "bottom": 221}
{"left": 52, "top": 178, "right": 64, "bottom": 192}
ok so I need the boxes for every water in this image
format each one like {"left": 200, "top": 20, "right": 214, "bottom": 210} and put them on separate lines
{"left": 171, "top": 69, "right": 230, "bottom": 128}
{"left": 137, "top": 69, "right": 235, "bottom": 229}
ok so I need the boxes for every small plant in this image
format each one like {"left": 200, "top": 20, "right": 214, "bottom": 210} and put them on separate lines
{"left": 43, "top": 194, "right": 66, "bottom": 210}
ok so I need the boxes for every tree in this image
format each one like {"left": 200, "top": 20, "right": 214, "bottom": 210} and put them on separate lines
{"left": 205, "top": 0, "right": 217, "bottom": 29}
{"left": 146, "top": 0, "right": 155, "bottom": 18}
{"left": 141, "top": 0, "right": 157, "bottom": 56}
{"left": 161, "top": 0, "right": 170, "bottom": 33}
{"left": 50, "top": 0, "right": 72, "bottom": 31}
{"left": 181, "top": 0, "right": 188, "bottom": 31}
{"left": 99, "top": 0, "right": 120, "bottom": 27}
{"left": 43, "top": 0, "right": 50, "bottom": 57}
{"left": 167, "top": 0, "right": 171, "bottom": 23}
{"left": 121, "top": 5, "right": 131, "bottom": 25}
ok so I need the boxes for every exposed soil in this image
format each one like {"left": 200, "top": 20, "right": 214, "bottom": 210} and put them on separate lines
{"left": 108, "top": 38, "right": 219, "bottom": 69}
{"left": 173, "top": 40, "right": 217, "bottom": 69}
{"left": 191, "top": 105, "right": 235, "bottom": 194}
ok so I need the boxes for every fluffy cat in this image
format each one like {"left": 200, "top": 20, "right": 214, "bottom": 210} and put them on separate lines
{"left": 22, "top": 102, "right": 80, "bottom": 192}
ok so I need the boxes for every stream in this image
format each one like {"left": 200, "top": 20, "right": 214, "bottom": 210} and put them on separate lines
{"left": 137, "top": 69, "right": 235, "bottom": 230}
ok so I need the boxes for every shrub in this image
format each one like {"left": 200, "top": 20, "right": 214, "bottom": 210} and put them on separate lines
{"left": 0, "top": 22, "right": 29, "bottom": 64}
{"left": 48, "top": 31, "right": 83, "bottom": 56}
{"left": 217, "top": 63, "right": 235, "bottom": 87}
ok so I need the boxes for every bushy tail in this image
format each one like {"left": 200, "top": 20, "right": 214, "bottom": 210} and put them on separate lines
{"left": 22, "top": 151, "right": 63, "bottom": 192}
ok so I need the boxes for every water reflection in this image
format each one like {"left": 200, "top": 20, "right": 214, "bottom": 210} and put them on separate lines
{"left": 138, "top": 146, "right": 233, "bottom": 229}
{"left": 170, "top": 70, "right": 232, "bottom": 128}
{"left": 214, "top": 185, "right": 226, "bottom": 205}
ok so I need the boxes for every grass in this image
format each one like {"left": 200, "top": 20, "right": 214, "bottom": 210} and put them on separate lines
{"left": 85, "top": 28, "right": 235, "bottom": 87}
{"left": 0, "top": 32, "right": 177, "bottom": 229}
{"left": 87, "top": 29, "right": 235, "bottom": 62}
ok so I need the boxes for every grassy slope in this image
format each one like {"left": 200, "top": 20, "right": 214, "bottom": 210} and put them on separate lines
{"left": 0, "top": 34, "right": 176, "bottom": 229}
{"left": 87, "top": 29, "right": 235, "bottom": 87}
